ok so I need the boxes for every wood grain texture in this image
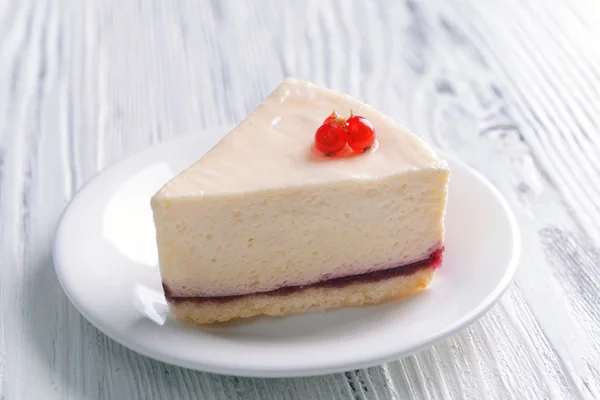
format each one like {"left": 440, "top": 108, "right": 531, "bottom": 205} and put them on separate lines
{"left": 1, "top": 0, "right": 600, "bottom": 398}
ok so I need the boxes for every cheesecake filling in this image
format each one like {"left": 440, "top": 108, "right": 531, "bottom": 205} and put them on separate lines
{"left": 163, "top": 247, "right": 444, "bottom": 304}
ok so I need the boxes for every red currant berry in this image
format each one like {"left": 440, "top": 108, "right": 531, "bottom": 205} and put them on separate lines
{"left": 315, "top": 122, "right": 348, "bottom": 154}
{"left": 346, "top": 115, "right": 375, "bottom": 151}
{"left": 323, "top": 110, "right": 340, "bottom": 124}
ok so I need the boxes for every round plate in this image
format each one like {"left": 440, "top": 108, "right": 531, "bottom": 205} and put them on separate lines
{"left": 53, "top": 128, "right": 520, "bottom": 378}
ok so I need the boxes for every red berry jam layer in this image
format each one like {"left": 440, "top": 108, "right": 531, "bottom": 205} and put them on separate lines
{"left": 163, "top": 247, "right": 444, "bottom": 304}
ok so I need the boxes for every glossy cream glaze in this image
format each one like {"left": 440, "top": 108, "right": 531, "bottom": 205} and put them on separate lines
{"left": 156, "top": 78, "right": 448, "bottom": 197}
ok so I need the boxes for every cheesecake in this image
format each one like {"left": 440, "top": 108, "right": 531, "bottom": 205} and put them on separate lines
{"left": 151, "top": 78, "right": 450, "bottom": 324}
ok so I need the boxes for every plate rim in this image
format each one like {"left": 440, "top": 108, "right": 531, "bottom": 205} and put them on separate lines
{"left": 53, "top": 133, "right": 521, "bottom": 378}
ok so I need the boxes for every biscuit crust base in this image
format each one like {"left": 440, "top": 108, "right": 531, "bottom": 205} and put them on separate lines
{"left": 168, "top": 267, "right": 435, "bottom": 325}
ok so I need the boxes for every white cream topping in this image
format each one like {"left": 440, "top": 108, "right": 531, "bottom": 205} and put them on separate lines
{"left": 156, "top": 78, "right": 448, "bottom": 197}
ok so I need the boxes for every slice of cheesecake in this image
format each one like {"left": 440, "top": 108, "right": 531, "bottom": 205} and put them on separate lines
{"left": 151, "top": 78, "right": 450, "bottom": 324}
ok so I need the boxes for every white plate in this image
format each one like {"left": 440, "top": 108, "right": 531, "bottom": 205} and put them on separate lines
{"left": 53, "top": 128, "right": 520, "bottom": 378}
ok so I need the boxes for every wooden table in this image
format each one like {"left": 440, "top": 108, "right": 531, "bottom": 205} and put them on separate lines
{"left": 1, "top": 1, "right": 599, "bottom": 398}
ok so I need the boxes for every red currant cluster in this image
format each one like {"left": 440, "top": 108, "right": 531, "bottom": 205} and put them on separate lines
{"left": 314, "top": 111, "right": 376, "bottom": 155}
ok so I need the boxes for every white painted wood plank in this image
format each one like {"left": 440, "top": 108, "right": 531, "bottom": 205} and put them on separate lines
{"left": 1, "top": 0, "right": 600, "bottom": 399}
